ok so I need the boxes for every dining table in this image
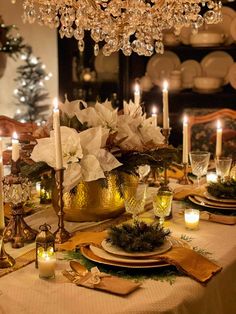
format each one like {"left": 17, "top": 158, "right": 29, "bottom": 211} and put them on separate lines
{"left": 0, "top": 195, "right": 236, "bottom": 314}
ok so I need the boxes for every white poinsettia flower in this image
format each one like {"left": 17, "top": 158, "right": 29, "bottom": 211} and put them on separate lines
{"left": 60, "top": 98, "right": 87, "bottom": 119}
{"left": 96, "top": 149, "right": 122, "bottom": 172}
{"left": 76, "top": 107, "right": 102, "bottom": 127}
{"left": 123, "top": 100, "right": 144, "bottom": 119}
{"left": 80, "top": 155, "right": 105, "bottom": 182}
{"left": 140, "top": 121, "right": 164, "bottom": 146}
{"left": 63, "top": 163, "right": 82, "bottom": 193}
{"left": 31, "top": 137, "right": 55, "bottom": 168}
{"left": 94, "top": 101, "right": 118, "bottom": 131}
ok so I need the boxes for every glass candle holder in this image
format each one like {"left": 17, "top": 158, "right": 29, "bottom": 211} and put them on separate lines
{"left": 38, "top": 249, "right": 56, "bottom": 279}
{"left": 206, "top": 172, "right": 218, "bottom": 184}
{"left": 184, "top": 209, "right": 200, "bottom": 230}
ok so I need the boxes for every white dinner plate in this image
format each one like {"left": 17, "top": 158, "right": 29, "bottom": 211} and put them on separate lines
{"left": 90, "top": 245, "right": 160, "bottom": 264}
{"left": 228, "top": 62, "right": 236, "bottom": 89}
{"left": 101, "top": 239, "right": 172, "bottom": 258}
{"left": 204, "top": 191, "right": 236, "bottom": 204}
{"left": 201, "top": 51, "right": 234, "bottom": 85}
{"left": 221, "top": 6, "right": 236, "bottom": 45}
{"left": 188, "top": 195, "right": 236, "bottom": 211}
{"left": 180, "top": 60, "right": 202, "bottom": 89}
{"left": 80, "top": 246, "right": 169, "bottom": 269}
{"left": 230, "top": 17, "right": 236, "bottom": 41}
{"left": 194, "top": 195, "right": 236, "bottom": 209}
{"left": 146, "top": 51, "right": 181, "bottom": 86}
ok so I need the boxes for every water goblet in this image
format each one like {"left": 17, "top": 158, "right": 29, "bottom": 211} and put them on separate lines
{"left": 189, "top": 151, "right": 210, "bottom": 186}
{"left": 215, "top": 156, "right": 232, "bottom": 181}
{"left": 153, "top": 190, "right": 173, "bottom": 226}
{"left": 121, "top": 183, "right": 148, "bottom": 222}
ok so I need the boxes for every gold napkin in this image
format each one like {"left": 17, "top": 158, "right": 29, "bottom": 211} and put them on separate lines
{"left": 173, "top": 184, "right": 206, "bottom": 200}
{"left": 63, "top": 267, "right": 141, "bottom": 296}
{"left": 155, "top": 246, "right": 222, "bottom": 284}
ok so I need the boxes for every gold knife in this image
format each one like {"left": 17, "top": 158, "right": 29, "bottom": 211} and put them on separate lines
{"left": 200, "top": 211, "right": 236, "bottom": 225}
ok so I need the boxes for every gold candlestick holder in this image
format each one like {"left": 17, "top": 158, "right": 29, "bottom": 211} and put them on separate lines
{"left": 3, "top": 161, "right": 37, "bottom": 248}
{"left": 179, "top": 163, "right": 190, "bottom": 185}
{"left": 162, "top": 128, "right": 171, "bottom": 145}
{"left": 0, "top": 229, "right": 15, "bottom": 268}
{"left": 54, "top": 169, "right": 70, "bottom": 244}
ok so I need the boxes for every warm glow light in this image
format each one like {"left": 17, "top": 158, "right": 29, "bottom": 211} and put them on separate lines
{"left": 134, "top": 83, "right": 140, "bottom": 95}
{"left": 12, "top": 131, "right": 18, "bottom": 140}
{"left": 163, "top": 81, "right": 168, "bottom": 91}
{"left": 183, "top": 115, "right": 188, "bottom": 125}
{"left": 152, "top": 106, "right": 158, "bottom": 115}
{"left": 217, "top": 120, "right": 222, "bottom": 130}
{"left": 53, "top": 98, "right": 59, "bottom": 111}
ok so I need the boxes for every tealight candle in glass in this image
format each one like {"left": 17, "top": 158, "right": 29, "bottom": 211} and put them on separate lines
{"left": 206, "top": 172, "right": 218, "bottom": 184}
{"left": 184, "top": 209, "right": 200, "bottom": 230}
{"left": 38, "top": 248, "right": 56, "bottom": 279}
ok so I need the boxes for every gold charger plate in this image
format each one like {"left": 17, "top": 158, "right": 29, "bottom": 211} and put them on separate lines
{"left": 101, "top": 239, "right": 172, "bottom": 258}
{"left": 188, "top": 195, "right": 236, "bottom": 210}
{"left": 204, "top": 192, "right": 236, "bottom": 204}
{"left": 80, "top": 246, "right": 169, "bottom": 269}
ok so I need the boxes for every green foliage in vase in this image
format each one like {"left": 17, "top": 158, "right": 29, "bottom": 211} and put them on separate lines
{"left": 108, "top": 221, "right": 170, "bottom": 252}
{"left": 207, "top": 179, "right": 236, "bottom": 199}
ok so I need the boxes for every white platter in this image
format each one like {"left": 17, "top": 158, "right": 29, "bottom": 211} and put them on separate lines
{"left": 146, "top": 51, "right": 180, "bottom": 86}
{"left": 201, "top": 51, "right": 234, "bottom": 85}
{"left": 228, "top": 62, "right": 236, "bottom": 89}
{"left": 101, "top": 239, "right": 172, "bottom": 258}
{"left": 180, "top": 60, "right": 202, "bottom": 89}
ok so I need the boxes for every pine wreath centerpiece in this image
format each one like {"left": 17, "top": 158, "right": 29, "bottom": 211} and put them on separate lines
{"left": 107, "top": 221, "right": 170, "bottom": 253}
{"left": 207, "top": 179, "right": 236, "bottom": 199}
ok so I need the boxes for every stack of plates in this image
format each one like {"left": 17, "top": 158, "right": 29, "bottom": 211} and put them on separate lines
{"left": 80, "top": 239, "right": 173, "bottom": 269}
{"left": 188, "top": 192, "right": 236, "bottom": 210}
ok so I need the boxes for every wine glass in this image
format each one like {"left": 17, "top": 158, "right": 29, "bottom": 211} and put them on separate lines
{"left": 215, "top": 157, "right": 232, "bottom": 181}
{"left": 153, "top": 190, "right": 173, "bottom": 226}
{"left": 121, "top": 183, "right": 147, "bottom": 222}
{"left": 189, "top": 151, "right": 210, "bottom": 186}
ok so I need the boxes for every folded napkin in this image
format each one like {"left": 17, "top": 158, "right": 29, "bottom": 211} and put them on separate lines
{"left": 63, "top": 266, "right": 141, "bottom": 296}
{"left": 155, "top": 246, "right": 222, "bottom": 284}
{"left": 170, "top": 183, "right": 206, "bottom": 200}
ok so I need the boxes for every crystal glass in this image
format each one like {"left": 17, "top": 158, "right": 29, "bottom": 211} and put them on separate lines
{"left": 121, "top": 183, "right": 147, "bottom": 221}
{"left": 189, "top": 151, "right": 210, "bottom": 186}
{"left": 153, "top": 190, "right": 173, "bottom": 226}
{"left": 215, "top": 157, "right": 232, "bottom": 181}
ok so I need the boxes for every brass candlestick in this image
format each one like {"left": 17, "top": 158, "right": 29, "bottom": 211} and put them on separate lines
{"left": 54, "top": 169, "right": 70, "bottom": 244}
{"left": 3, "top": 161, "right": 37, "bottom": 248}
{"left": 179, "top": 163, "right": 190, "bottom": 185}
{"left": 0, "top": 229, "right": 15, "bottom": 268}
{"left": 162, "top": 128, "right": 171, "bottom": 145}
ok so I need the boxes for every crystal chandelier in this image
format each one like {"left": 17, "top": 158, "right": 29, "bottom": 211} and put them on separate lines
{"left": 20, "top": 0, "right": 222, "bottom": 56}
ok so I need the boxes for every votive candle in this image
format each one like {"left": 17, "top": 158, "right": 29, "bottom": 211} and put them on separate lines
{"left": 38, "top": 251, "right": 56, "bottom": 279}
{"left": 206, "top": 172, "right": 218, "bottom": 183}
{"left": 184, "top": 209, "right": 200, "bottom": 230}
{"left": 53, "top": 98, "right": 63, "bottom": 169}
{"left": 12, "top": 132, "right": 20, "bottom": 162}
{"left": 162, "top": 81, "right": 169, "bottom": 129}
{"left": 182, "top": 115, "right": 189, "bottom": 164}
{"left": 216, "top": 120, "right": 222, "bottom": 157}
{"left": 134, "top": 83, "right": 140, "bottom": 107}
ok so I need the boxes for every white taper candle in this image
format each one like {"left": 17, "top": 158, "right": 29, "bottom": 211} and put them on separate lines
{"left": 53, "top": 98, "right": 63, "bottom": 169}
{"left": 162, "top": 81, "right": 169, "bottom": 129}
{"left": 216, "top": 120, "right": 222, "bottom": 157}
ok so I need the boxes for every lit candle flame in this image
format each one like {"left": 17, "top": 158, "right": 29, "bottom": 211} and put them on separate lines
{"left": 217, "top": 120, "right": 222, "bottom": 130}
{"left": 53, "top": 97, "right": 59, "bottom": 111}
{"left": 12, "top": 131, "right": 18, "bottom": 140}
{"left": 183, "top": 115, "right": 188, "bottom": 124}
{"left": 134, "top": 83, "right": 140, "bottom": 94}
{"left": 152, "top": 106, "right": 158, "bottom": 115}
{"left": 163, "top": 80, "right": 168, "bottom": 91}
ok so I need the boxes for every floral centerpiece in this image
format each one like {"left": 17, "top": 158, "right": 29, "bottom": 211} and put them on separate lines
{"left": 27, "top": 98, "right": 179, "bottom": 221}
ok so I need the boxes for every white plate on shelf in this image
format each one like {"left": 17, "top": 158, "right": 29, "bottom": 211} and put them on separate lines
{"left": 201, "top": 51, "right": 234, "bottom": 85}
{"left": 192, "top": 87, "right": 222, "bottom": 94}
{"left": 146, "top": 51, "right": 181, "bottom": 86}
{"left": 228, "top": 62, "right": 236, "bottom": 89}
{"left": 221, "top": 6, "right": 236, "bottom": 45}
{"left": 230, "top": 17, "right": 236, "bottom": 41}
{"left": 180, "top": 60, "right": 202, "bottom": 89}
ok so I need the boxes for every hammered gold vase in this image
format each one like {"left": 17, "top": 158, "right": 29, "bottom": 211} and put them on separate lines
{"left": 52, "top": 172, "right": 138, "bottom": 222}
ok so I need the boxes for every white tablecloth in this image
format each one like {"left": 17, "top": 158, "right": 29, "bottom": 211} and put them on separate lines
{"left": 0, "top": 202, "right": 236, "bottom": 314}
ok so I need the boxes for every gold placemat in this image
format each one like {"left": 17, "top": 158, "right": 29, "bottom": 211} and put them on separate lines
{"left": 0, "top": 249, "right": 35, "bottom": 278}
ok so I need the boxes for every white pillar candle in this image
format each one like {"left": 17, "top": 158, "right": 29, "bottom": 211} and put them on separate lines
{"left": 216, "top": 120, "right": 222, "bottom": 158}
{"left": 0, "top": 137, "right": 2, "bottom": 157}
{"left": 182, "top": 115, "right": 189, "bottom": 164}
{"left": 134, "top": 83, "right": 140, "bottom": 107}
{"left": 162, "top": 81, "right": 169, "bottom": 129}
{"left": 53, "top": 98, "right": 63, "bottom": 169}
{"left": 151, "top": 106, "right": 158, "bottom": 126}
{"left": 38, "top": 252, "right": 56, "bottom": 279}
{"left": 12, "top": 132, "right": 20, "bottom": 162}
{"left": 0, "top": 156, "right": 5, "bottom": 230}
{"left": 184, "top": 209, "right": 200, "bottom": 230}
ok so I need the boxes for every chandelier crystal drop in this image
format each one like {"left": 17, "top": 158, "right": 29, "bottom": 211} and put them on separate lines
{"left": 21, "top": 0, "right": 222, "bottom": 56}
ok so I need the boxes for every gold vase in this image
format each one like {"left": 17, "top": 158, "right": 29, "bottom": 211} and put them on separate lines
{"left": 52, "top": 172, "right": 138, "bottom": 222}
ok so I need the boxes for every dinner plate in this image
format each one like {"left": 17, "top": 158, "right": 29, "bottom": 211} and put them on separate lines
{"left": 194, "top": 195, "right": 236, "bottom": 209}
{"left": 220, "top": 6, "right": 236, "bottom": 45}
{"left": 180, "top": 26, "right": 192, "bottom": 45}
{"left": 180, "top": 60, "right": 202, "bottom": 89}
{"left": 146, "top": 51, "right": 180, "bottom": 86}
{"left": 204, "top": 191, "right": 236, "bottom": 204}
{"left": 192, "top": 87, "right": 222, "bottom": 94}
{"left": 228, "top": 62, "right": 236, "bottom": 89}
{"left": 188, "top": 195, "right": 236, "bottom": 211}
{"left": 90, "top": 245, "right": 160, "bottom": 264}
{"left": 101, "top": 239, "right": 172, "bottom": 258}
{"left": 230, "top": 17, "right": 236, "bottom": 41}
{"left": 80, "top": 246, "right": 169, "bottom": 269}
{"left": 201, "top": 51, "right": 234, "bottom": 85}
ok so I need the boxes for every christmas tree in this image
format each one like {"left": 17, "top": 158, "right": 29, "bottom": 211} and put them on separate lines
{"left": 13, "top": 45, "right": 52, "bottom": 122}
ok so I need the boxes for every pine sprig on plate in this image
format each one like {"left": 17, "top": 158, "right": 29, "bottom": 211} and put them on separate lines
{"left": 207, "top": 179, "right": 236, "bottom": 199}
{"left": 108, "top": 221, "right": 170, "bottom": 253}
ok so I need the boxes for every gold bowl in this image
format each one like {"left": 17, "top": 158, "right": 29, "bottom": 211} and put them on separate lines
{"left": 52, "top": 172, "right": 138, "bottom": 222}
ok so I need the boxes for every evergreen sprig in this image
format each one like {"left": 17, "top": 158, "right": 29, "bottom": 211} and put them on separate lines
{"left": 207, "top": 179, "right": 236, "bottom": 199}
{"left": 108, "top": 221, "right": 170, "bottom": 252}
